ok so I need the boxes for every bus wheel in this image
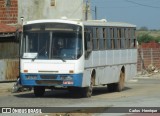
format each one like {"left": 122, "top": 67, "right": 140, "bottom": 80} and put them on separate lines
{"left": 107, "top": 70, "right": 125, "bottom": 92}
{"left": 116, "top": 70, "right": 125, "bottom": 92}
{"left": 81, "top": 77, "right": 93, "bottom": 98}
{"left": 34, "top": 86, "right": 45, "bottom": 97}
{"left": 107, "top": 83, "right": 116, "bottom": 92}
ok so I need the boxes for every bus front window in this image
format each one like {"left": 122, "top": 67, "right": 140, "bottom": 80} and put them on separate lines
{"left": 23, "top": 32, "right": 50, "bottom": 59}
{"left": 51, "top": 32, "right": 82, "bottom": 60}
{"left": 22, "top": 23, "right": 82, "bottom": 60}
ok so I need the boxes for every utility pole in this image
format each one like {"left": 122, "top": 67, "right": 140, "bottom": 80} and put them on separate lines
{"left": 85, "top": 0, "right": 89, "bottom": 20}
{"left": 95, "top": 6, "right": 97, "bottom": 20}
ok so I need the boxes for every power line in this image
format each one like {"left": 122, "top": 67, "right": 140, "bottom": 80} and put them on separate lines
{"left": 94, "top": 6, "right": 138, "bottom": 9}
{"left": 92, "top": 0, "right": 160, "bottom": 9}
{"left": 125, "top": 0, "right": 160, "bottom": 9}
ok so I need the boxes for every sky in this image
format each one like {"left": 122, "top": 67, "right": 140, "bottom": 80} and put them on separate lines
{"left": 90, "top": 0, "right": 160, "bottom": 30}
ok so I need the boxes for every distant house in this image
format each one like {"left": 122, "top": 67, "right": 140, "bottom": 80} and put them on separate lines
{"left": 0, "top": 23, "right": 19, "bottom": 81}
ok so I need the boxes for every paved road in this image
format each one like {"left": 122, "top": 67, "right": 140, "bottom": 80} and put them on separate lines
{"left": 0, "top": 75, "right": 160, "bottom": 116}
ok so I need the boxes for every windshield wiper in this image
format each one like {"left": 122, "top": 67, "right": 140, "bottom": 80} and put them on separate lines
{"left": 32, "top": 56, "right": 37, "bottom": 61}
{"left": 54, "top": 56, "right": 66, "bottom": 62}
{"left": 31, "top": 47, "right": 47, "bottom": 61}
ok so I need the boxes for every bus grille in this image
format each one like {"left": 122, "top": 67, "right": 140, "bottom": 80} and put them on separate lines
{"left": 40, "top": 75, "right": 57, "bottom": 79}
{"left": 36, "top": 80, "right": 62, "bottom": 85}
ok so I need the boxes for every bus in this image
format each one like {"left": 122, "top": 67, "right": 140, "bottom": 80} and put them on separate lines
{"left": 20, "top": 19, "right": 137, "bottom": 97}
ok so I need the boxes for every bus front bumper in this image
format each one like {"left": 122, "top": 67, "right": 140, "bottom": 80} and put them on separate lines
{"left": 20, "top": 73, "right": 83, "bottom": 87}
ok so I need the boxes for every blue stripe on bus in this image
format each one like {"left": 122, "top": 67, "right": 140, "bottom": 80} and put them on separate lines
{"left": 20, "top": 73, "right": 83, "bottom": 87}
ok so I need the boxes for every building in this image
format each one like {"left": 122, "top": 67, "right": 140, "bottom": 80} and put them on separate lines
{"left": 0, "top": 0, "right": 91, "bottom": 81}
{"left": 0, "top": 0, "right": 92, "bottom": 25}
{"left": 0, "top": 23, "right": 19, "bottom": 81}
{"left": 18, "top": 0, "right": 92, "bottom": 23}
{"left": 0, "top": 0, "right": 18, "bottom": 24}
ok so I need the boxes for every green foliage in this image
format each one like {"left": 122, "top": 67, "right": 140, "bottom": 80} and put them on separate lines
{"left": 138, "top": 26, "right": 148, "bottom": 31}
{"left": 155, "top": 36, "right": 160, "bottom": 43}
{"left": 137, "top": 34, "right": 154, "bottom": 44}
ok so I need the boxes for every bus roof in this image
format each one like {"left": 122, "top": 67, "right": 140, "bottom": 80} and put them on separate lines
{"left": 83, "top": 20, "right": 136, "bottom": 28}
{"left": 23, "top": 19, "right": 83, "bottom": 26}
{"left": 23, "top": 19, "right": 136, "bottom": 28}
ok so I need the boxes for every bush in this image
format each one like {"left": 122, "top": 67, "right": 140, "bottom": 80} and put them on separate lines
{"left": 137, "top": 34, "right": 154, "bottom": 44}
{"left": 155, "top": 36, "right": 160, "bottom": 43}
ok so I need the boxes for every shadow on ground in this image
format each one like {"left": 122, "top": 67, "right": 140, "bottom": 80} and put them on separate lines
{"left": 14, "top": 86, "right": 131, "bottom": 99}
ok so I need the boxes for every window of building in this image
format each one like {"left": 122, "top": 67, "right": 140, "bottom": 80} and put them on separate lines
{"left": 6, "top": 0, "right": 11, "bottom": 7}
{"left": 51, "top": 0, "right": 56, "bottom": 6}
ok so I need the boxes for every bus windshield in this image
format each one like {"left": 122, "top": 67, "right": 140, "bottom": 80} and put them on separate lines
{"left": 22, "top": 23, "right": 82, "bottom": 60}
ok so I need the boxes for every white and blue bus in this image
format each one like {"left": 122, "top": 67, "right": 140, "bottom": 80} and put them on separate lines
{"left": 20, "top": 19, "right": 137, "bottom": 97}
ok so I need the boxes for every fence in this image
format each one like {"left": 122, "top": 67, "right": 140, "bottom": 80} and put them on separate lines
{"left": 0, "top": 59, "right": 19, "bottom": 81}
{"left": 137, "top": 48, "right": 160, "bottom": 72}
{"left": 0, "top": 40, "right": 19, "bottom": 82}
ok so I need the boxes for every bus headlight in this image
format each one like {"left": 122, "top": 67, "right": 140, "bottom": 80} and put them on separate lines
{"left": 26, "top": 75, "right": 37, "bottom": 80}
{"left": 61, "top": 76, "right": 73, "bottom": 80}
{"left": 61, "top": 76, "right": 74, "bottom": 85}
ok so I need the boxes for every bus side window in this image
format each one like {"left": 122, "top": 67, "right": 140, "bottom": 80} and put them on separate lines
{"left": 121, "top": 28, "right": 125, "bottom": 49}
{"left": 130, "top": 28, "right": 136, "bottom": 48}
{"left": 124, "top": 28, "right": 128, "bottom": 48}
{"left": 114, "top": 28, "right": 118, "bottom": 49}
{"left": 107, "top": 28, "right": 111, "bottom": 49}
{"left": 85, "top": 31, "right": 92, "bottom": 50}
{"left": 110, "top": 28, "right": 115, "bottom": 49}
{"left": 84, "top": 31, "right": 92, "bottom": 58}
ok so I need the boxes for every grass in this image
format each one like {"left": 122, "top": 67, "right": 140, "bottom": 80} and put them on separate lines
{"left": 137, "top": 30, "right": 160, "bottom": 38}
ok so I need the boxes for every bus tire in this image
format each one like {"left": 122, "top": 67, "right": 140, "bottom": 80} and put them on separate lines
{"left": 107, "top": 83, "right": 116, "bottom": 92}
{"left": 107, "top": 70, "right": 125, "bottom": 92}
{"left": 115, "top": 70, "right": 125, "bottom": 92}
{"left": 81, "top": 77, "right": 94, "bottom": 98}
{"left": 34, "top": 86, "right": 45, "bottom": 97}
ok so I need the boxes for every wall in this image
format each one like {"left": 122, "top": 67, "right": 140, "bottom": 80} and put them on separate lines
{"left": 0, "top": 0, "right": 18, "bottom": 24}
{"left": 0, "top": 0, "right": 92, "bottom": 24}
{"left": 137, "top": 42, "right": 160, "bottom": 71}
{"left": 0, "top": 39, "right": 19, "bottom": 81}
{"left": 0, "top": 59, "right": 19, "bottom": 81}
{"left": 141, "top": 41, "right": 160, "bottom": 48}
{"left": 0, "top": 41, "right": 19, "bottom": 59}
{"left": 18, "top": 0, "right": 92, "bottom": 23}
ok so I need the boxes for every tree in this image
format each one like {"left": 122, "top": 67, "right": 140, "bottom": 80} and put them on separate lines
{"left": 137, "top": 34, "right": 154, "bottom": 44}
{"left": 138, "top": 26, "right": 148, "bottom": 31}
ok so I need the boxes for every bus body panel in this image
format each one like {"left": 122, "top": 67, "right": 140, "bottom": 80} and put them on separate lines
{"left": 21, "top": 73, "right": 83, "bottom": 87}
{"left": 20, "top": 55, "right": 85, "bottom": 87}
{"left": 84, "top": 49, "right": 137, "bottom": 85}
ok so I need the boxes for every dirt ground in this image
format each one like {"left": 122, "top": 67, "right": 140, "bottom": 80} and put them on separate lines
{"left": 0, "top": 72, "right": 160, "bottom": 116}
{"left": 0, "top": 82, "right": 14, "bottom": 96}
